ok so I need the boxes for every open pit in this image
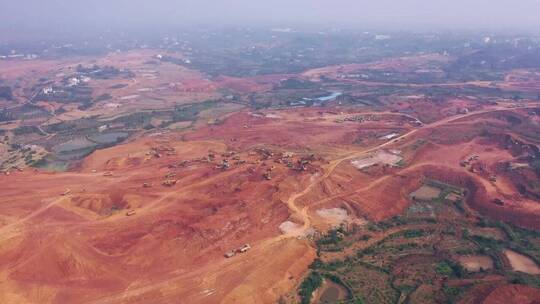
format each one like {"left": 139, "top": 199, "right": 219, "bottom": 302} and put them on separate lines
{"left": 1, "top": 33, "right": 540, "bottom": 304}
{"left": 457, "top": 255, "right": 494, "bottom": 272}
{"left": 409, "top": 185, "right": 441, "bottom": 201}
{"left": 351, "top": 150, "right": 402, "bottom": 170}
{"left": 316, "top": 208, "right": 349, "bottom": 227}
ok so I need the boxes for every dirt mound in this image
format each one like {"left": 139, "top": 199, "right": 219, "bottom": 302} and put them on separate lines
{"left": 8, "top": 235, "right": 123, "bottom": 289}
{"left": 0, "top": 128, "right": 319, "bottom": 303}
{"left": 1, "top": 97, "right": 539, "bottom": 303}
{"left": 69, "top": 194, "right": 114, "bottom": 214}
{"left": 477, "top": 284, "right": 540, "bottom": 304}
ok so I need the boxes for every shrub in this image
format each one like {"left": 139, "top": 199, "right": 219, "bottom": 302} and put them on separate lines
{"left": 436, "top": 262, "right": 453, "bottom": 276}
{"left": 298, "top": 271, "right": 323, "bottom": 304}
{"left": 436, "top": 260, "right": 465, "bottom": 278}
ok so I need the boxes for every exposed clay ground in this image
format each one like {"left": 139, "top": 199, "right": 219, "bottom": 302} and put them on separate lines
{"left": 1, "top": 98, "right": 539, "bottom": 303}
{"left": 1, "top": 48, "right": 540, "bottom": 303}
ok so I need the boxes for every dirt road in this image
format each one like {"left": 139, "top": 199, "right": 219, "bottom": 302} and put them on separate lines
{"left": 276, "top": 102, "right": 540, "bottom": 240}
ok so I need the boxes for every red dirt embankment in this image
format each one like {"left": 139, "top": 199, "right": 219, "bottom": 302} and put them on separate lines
{"left": 0, "top": 133, "right": 318, "bottom": 304}
{"left": 459, "top": 284, "right": 540, "bottom": 304}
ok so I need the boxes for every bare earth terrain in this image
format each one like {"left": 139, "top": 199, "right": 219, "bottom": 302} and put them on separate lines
{"left": 1, "top": 33, "right": 540, "bottom": 303}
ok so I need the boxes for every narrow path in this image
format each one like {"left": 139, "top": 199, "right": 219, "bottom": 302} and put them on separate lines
{"left": 276, "top": 103, "right": 540, "bottom": 240}
{"left": 29, "top": 102, "right": 540, "bottom": 303}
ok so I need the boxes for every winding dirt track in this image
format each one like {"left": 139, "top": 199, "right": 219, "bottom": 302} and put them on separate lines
{"left": 277, "top": 103, "right": 540, "bottom": 239}
{"left": 44, "top": 102, "right": 539, "bottom": 304}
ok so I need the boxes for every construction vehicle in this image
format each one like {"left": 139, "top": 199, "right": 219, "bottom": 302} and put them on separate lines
{"left": 61, "top": 189, "right": 72, "bottom": 196}
{"left": 165, "top": 172, "right": 176, "bottom": 178}
{"left": 224, "top": 251, "right": 236, "bottom": 258}
{"left": 162, "top": 179, "right": 178, "bottom": 187}
{"left": 103, "top": 171, "right": 113, "bottom": 177}
{"left": 126, "top": 210, "right": 136, "bottom": 216}
{"left": 493, "top": 198, "right": 504, "bottom": 206}
{"left": 215, "top": 160, "right": 230, "bottom": 170}
{"left": 142, "top": 183, "right": 153, "bottom": 188}
{"left": 238, "top": 244, "right": 251, "bottom": 253}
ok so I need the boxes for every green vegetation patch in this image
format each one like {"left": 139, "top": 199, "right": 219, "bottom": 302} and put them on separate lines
{"left": 298, "top": 271, "right": 323, "bottom": 304}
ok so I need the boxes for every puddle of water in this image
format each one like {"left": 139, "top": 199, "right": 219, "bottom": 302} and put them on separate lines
{"left": 315, "top": 280, "right": 349, "bottom": 304}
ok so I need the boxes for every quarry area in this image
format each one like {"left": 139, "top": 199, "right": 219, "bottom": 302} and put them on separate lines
{"left": 0, "top": 29, "right": 540, "bottom": 304}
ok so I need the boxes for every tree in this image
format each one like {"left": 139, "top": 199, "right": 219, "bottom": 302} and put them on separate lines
{"left": 298, "top": 272, "right": 323, "bottom": 304}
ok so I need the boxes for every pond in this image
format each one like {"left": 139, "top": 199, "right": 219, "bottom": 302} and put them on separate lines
{"left": 409, "top": 185, "right": 441, "bottom": 201}
{"left": 317, "top": 91, "right": 343, "bottom": 101}
{"left": 89, "top": 132, "right": 128, "bottom": 145}
{"left": 53, "top": 138, "right": 97, "bottom": 154}
{"left": 291, "top": 91, "right": 343, "bottom": 106}
{"left": 314, "top": 279, "right": 349, "bottom": 304}
{"left": 34, "top": 158, "right": 70, "bottom": 171}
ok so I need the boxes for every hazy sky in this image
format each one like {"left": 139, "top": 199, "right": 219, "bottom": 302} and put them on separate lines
{"left": 1, "top": 0, "right": 540, "bottom": 33}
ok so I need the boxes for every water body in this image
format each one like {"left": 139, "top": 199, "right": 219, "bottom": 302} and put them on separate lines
{"left": 291, "top": 91, "right": 342, "bottom": 106}
{"left": 52, "top": 138, "right": 98, "bottom": 161}
{"left": 315, "top": 280, "right": 349, "bottom": 304}
{"left": 45, "top": 132, "right": 129, "bottom": 168}
{"left": 53, "top": 138, "right": 96, "bottom": 154}
{"left": 317, "top": 91, "right": 343, "bottom": 101}
{"left": 89, "top": 132, "right": 128, "bottom": 145}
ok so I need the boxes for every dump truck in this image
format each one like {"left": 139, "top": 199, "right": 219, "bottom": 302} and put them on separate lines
{"left": 126, "top": 210, "right": 136, "bottom": 216}
{"left": 61, "top": 189, "right": 72, "bottom": 196}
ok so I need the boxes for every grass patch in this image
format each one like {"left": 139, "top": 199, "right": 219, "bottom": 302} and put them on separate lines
{"left": 298, "top": 271, "right": 323, "bottom": 304}
{"left": 436, "top": 260, "right": 465, "bottom": 278}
